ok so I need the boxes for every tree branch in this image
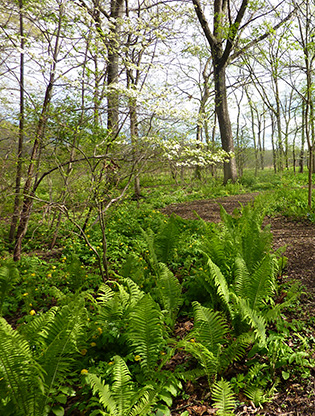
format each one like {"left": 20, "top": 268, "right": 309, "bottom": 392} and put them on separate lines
{"left": 191, "top": 0, "right": 217, "bottom": 49}
{"left": 221, "top": 0, "right": 248, "bottom": 64}
{"left": 230, "top": 5, "right": 298, "bottom": 62}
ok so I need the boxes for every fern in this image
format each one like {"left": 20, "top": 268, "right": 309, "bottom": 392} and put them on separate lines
{"left": 191, "top": 301, "right": 228, "bottom": 355}
{"left": 219, "top": 333, "right": 253, "bottom": 372}
{"left": 156, "top": 263, "right": 182, "bottom": 326}
{"left": 36, "top": 298, "right": 87, "bottom": 413}
{"left": 127, "top": 294, "right": 165, "bottom": 377}
{"left": 141, "top": 228, "right": 159, "bottom": 273}
{"left": 212, "top": 379, "right": 236, "bottom": 416}
{"left": 0, "top": 262, "right": 20, "bottom": 316}
{"left": 86, "top": 356, "right": 156, "bottom": 416}
{"left": 233, "top": 255, "right": 250, "bottom": 297}
{"left": 205, "top": 256, "right": 233, "bottom": 318}
{"left": 97, "top": 279, "right": 144, "bottom": 322}
{"left": 234, "top": 297, "right": 266, "bottom": 346}
{"left": 180, "top": 339, "right": 219, "bottom": 382}
{"left": 244, "top": 386, "right": 268, "bottom": 407}
{"left": 18, "top": 306, "right": 59, "bottom": 342}
{"left": 0, "top": 297, "right": 87, "bottom": 415}
{"left": 87, "top": 373, "right": 117, "bottom": 414}
{"left": 0, "top": 317, "right": 44, "bottom": 416}
{"left": 245, "top": 255, "right": 276, "bottom": 310}
{"left": 154, "top": 214, "right": 181, "bottom": 264}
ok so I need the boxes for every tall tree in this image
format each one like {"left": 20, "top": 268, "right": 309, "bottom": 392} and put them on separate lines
{"left": 295, "top": 0, "right": 315, "bottom": 207}
{"left": 191, "top": 0, "right": 296, "bottom": 183}
{"left": 14, "top": 0, "right": 66, "bottom": 260}
{"left": 9, "top": 0, "right": 25, "bottom": 243}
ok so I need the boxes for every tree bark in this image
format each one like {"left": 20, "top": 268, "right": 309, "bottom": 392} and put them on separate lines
{"left": 107, "top": 0, "right": 124, "bottom": 137}
{"left": 213, "top": 62, "right": 238, "bottom": 183}
{"left": 9, "top": 0, "right": 25, "bottom": 243}
{"left": 13, "top": 1, "right": 63, "bottom": 260}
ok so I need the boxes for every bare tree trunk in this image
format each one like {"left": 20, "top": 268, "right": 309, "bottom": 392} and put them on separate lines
{"left": 13, "top": 2, "right": 63, "bottom": 260}
{"left": 14, "top": 89, "right": 53, "bottom": 261}
{"left": 257, "top": 111, "right": 265, "bottom": 170}
{"left": 107, "top": 0, "right": 124, "bottom": 137}
{"left": 9, "top": 0, "right": 24, "bottom": 244}
{"left": 271, "top": 112, "right": 277, "bottom": 173}
{"left": 129, "top": 96, "right": 141, "bottom": 198}
{"left": 213, "top": 63, "right": 238, "bottom": 183}
{"left": 245, "top": 88, "right": 258, "bottom": 176}
{"left": 300, "top": 100, "right": 306, "bottom": 173}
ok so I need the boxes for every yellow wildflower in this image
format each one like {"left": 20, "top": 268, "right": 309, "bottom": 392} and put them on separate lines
{"left": 22, "top": 293, "right": 28, "bottom": 297}
{"left": 80, "top": 349, "right": 87, "bottom": 356}
{"left": 90, "top": 342, "right": 97, "bottom": 347}
{"left": 97, "top": 327, "right": 102, "bottom": 335}
{"left": 81, "top": 369, "right": 88, "bottom": 375}
{"left": 30, "top": 310, "right": 36, "bottom": 316}
{"left": 134, "top": 355, "right": 141, "bottom": 361}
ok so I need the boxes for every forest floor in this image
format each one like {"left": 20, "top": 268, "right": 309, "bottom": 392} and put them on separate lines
{"left": 163, "top": 193, "right": 315, "bottom": 416}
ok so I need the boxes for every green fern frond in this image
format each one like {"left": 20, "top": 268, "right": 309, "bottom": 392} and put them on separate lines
{"left": 141, "top": 228, "right": 159, "bottom": 272}
{"left": 86, "top": 373, "right": 117, "bottom": 414}
{"left": 97, "top": 284, "right": 115, "bottom": 304}
{"left": 212, "top": 379, "right": 236, "bottom": 416}
{"left": 37, "top": 298, "right": 87, "bottom": 412}
{"left": 0, "top": 262, "right": 19, "bottom": 315}
{"left": 127, "top": 294, "right": 165, "bottom": 376}
{"left": 121, "top": 278, "right": 144, "bottom": 309}
{"left": 235, "top": 297, "right": 266, "bottom": 346}
{"left": 246, "top": 362, "right": 268, "bottom": 381}
{"left": 111, "top": 355, "right": 135, "bottom": 414}
{"left": 96, "top": 280, "right": 145, "bottom": 337}
{"left": 154, "top": 214, "right": 180, "bottom": 264}
{"left": 201, "top": 229, "right": 235, "bottom": 283}
{"left": 0, "top": 317, "right": 44, "bottom": 416}
{"left": 176, "top": 367, "right": 207, "bottom": 382}
{"left": 156, "top": 263, "right": 182, "bottom": 325}
{"left": 18, "top": 307, "right": 58, "bottom": 343}
{"left": 219, "top": 333, "right": 253, "bottom": 371}
{"left": 233, "top": 255, "right": 250, "bottom": 297}
{"left": 86, "top": 356, "right": 156, "bottom": 416}
{"left": 180, "top": 339, "right": 219, "bottom": 381}
{"left": 246, "top": 255, "right": 276, "bottom": 310}
{"left": 128, "top": 389, "right": 157, "bottom": 416}
{"left": 192, "top": 301, "right": 228, "bottom": 355}
{"left": 205, "top": 256, "right": 233, "bottom": 316}
{"left": 244, "top": 386, "right": 268, "bottom": 407}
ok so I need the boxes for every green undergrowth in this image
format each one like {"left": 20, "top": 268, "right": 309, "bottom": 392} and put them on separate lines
{"left": 1, "top": 183, "right": 315, "bottom": 415}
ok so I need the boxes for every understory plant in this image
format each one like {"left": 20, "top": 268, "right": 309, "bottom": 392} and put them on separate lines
{"left": 1, "top": 186, "right": 313, "bottom": 415}
{"left": 84, "top": 355, "right": 157, "bottom": 416}
{"left": 0, "top": 297, "right": 87, "bottom": 416}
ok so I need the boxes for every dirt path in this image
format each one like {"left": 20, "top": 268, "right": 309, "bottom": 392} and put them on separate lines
{"left": 163, "top": 193, "right": 315, "bottom": 415}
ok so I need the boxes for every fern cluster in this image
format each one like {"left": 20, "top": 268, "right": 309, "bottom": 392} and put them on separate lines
{"left": 0, "top": 298, "right": 87, "bottom": 416}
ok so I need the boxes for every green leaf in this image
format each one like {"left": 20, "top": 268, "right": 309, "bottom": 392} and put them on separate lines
{"left": 51, "top": 405, "right": 65, "bottom": 416}
{"left": 282, "top": 370, "right": 290, "bottom": 380}
{"left": 55, "top": 394, "right": 67, "bottom": 404}
{"left": 159, "top": 391, "right": 173, "bottom": 407}
{"left": 212, "top": 379, "right": 236, "bottom": 416}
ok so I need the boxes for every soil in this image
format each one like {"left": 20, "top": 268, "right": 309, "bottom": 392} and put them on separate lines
{"left": 163, "top": 193, "right": 315, "bottom": 416}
